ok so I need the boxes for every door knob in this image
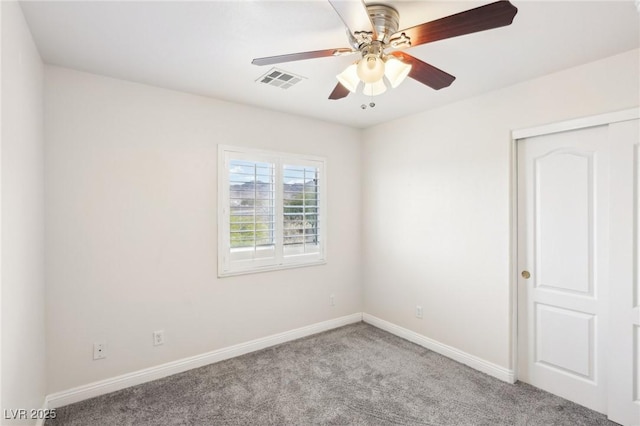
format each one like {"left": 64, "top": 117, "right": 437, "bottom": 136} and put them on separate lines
{"left": 521, "top": 270, "right": 531, "bottom": 279}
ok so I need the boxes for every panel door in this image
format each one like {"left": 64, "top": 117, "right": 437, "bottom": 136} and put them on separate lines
{"left": 517, "top": 125, "right": 609, "bottom": 413}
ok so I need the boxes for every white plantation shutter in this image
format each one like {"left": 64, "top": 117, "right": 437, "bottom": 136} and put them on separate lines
{"left": 283, "top": 164, "right": 321, "bottom": 257}
{"left": 219, "top": 146, "right": 326, "bottom": 276}
{"left": 228, "top": 159, "right": 276, "bottom": 263}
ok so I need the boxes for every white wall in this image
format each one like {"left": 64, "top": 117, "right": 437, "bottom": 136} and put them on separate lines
{"left": 362, "top": 49, "right": 639, "bottom": 370}
{"left": 1, "top": 1, "right": 46, "bottom": 422}
{"left": 44, "top": 66, "right": 362, "bottom": 393}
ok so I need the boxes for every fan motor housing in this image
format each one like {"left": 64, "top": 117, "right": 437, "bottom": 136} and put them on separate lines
{"left": 367, "top": 4, "right": 400, "bottom": 44}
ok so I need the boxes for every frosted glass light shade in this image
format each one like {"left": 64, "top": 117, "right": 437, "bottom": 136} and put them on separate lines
{"left": 363, "top": 79, "right": 387, "bottom": 96}
{"left": 336, "top": 64, "right": 359, "bottom": 92}
{"left": 357, "top": 54, "right": 385, "bottom": 83}
{"left": 384, "top": 57, "right": 412, "bottom": 88}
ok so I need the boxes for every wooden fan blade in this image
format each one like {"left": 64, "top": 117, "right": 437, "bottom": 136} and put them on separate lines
{"left": 390, "top": 51, "right": 455, "bottom": 90}
{"left": 329, "top": 82, "right": 351, "bottom": 100}
{"left": 328, "top": 0, "right": 376, "bottom": 39}
{"left": 392, "top": 1, "right": 517, "bottom": 47}
{"left": 252, "top": 48, "right": 353, "bottom": 66}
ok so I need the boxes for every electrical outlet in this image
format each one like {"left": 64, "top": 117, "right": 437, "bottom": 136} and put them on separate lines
{"left": 93, "top": 342, "right": 106, "bottom": 360}
{"left": 153, "top": 330, "right": 165, "bottom": 346}
{"left": 415, "top": 305, "right": 423, "bottom": 319}
{"left": 329, "top": 294, "right": 335, "bottom": 307}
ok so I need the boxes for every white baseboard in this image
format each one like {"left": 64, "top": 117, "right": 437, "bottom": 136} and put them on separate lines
{"left": 363, "top": 313, "right": 515, "bottom": 384}
{"left": 47, "top": 313, "right": 363, "bottom": 409}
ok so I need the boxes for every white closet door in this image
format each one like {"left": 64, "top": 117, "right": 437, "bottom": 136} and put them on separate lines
{"left": 608, "top": 118, "right": 640, "bottom": 426}
{"left": 517, "top": 125, "right": 609, "bottom": 413}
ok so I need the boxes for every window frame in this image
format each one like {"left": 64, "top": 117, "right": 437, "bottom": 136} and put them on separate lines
{"left": 218, "top": 145, "right": 327, "bottom": 277}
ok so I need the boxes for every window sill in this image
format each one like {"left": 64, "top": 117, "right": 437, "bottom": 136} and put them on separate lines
{"left": 217, "top": 259, "right": 327, "bottom": 278}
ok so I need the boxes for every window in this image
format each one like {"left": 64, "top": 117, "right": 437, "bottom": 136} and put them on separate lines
{"left": 218, "top": 146, "right": 326, "bottom": 276}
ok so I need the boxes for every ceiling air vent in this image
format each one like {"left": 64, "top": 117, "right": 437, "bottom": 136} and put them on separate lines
{"left": 256, "top": 68, "right": 305, "bottom": 90}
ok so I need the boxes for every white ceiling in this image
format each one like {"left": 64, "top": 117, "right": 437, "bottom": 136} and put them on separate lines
{"left": 20, "top": 1, "right": 640, "bottom": 128}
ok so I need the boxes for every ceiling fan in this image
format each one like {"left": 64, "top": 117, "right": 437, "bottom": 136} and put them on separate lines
{"left": 252, "top": 0, "right": 518, "bottom": 100}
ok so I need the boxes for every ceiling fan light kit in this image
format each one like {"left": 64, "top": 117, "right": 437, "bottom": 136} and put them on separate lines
{"left": 357, "top": 53, "right": 385, "bottom": 83}
{"left": 252, "top": 0, "right": 518, "bottom": 101}
{"left": 363, "top": 79, "right": 387, "bottom": 96}
{"left": 336, "top": 63, "right": 359, "bottom": 92}
{"left": 384, "top": 56, "right": 412, "bottom": 88}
